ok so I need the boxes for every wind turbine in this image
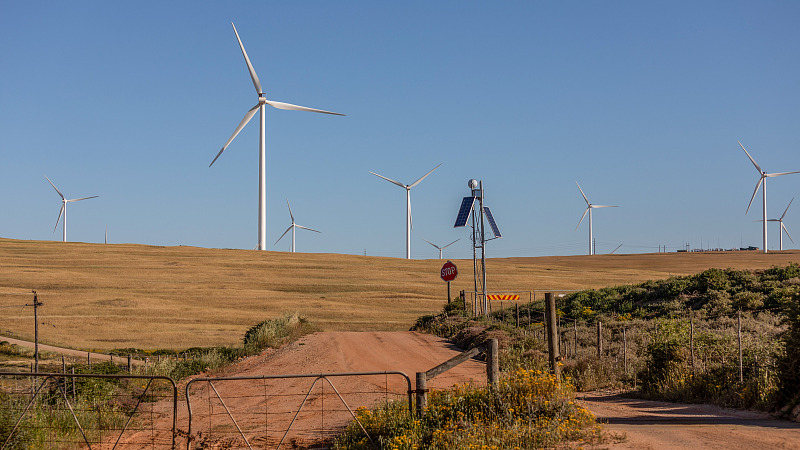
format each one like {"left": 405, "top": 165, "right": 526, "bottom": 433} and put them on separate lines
{"left": 575, "top": 182, "right": 617, "bottom": 255}
{"left": 274, "top": 200, "right": 320, "bottom": 252}
{"left": 422, "top": 238, "right": 460, "bottom": 259}
{"left": 45, "top": 176, "right": 98, "bottom": 243}
{"left": 756, "top": 198, "right": 794, "bottom": 251}
{"left": 740, "top": 141, "right": 800, "bottom": 254}
{"left": 209, "top": 23, "right": 343, "bottom": 251}
{"left": 370, "top": 164, "right": 442, "bottom": 259}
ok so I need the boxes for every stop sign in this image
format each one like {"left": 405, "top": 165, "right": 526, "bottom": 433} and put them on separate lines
{"left": 440, "top": 261, "right": 458, "bottom": 282}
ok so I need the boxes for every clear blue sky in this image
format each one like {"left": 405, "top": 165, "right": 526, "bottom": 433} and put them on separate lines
{"left": 2, "top": 1, "right": 799, "bottom": 258}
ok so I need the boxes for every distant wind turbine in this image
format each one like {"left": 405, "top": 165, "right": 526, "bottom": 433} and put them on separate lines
{"left": 575, "top": 182, "right": 618, "bottom": 255}
{"left": 370, "top": 164, "right": 442, "bottom": 259}
{"left": 45, "top": 176, "right": 98, "bottom": 242}
{"left": 209, "top": 23, "right": 343, "bottom": 251}
{"left": 740, "top": 141, "right": 800, "bottom": 254}
{"left": 274, "top": 200, "right": 320, "bottom": 252}
{"left": 756, "top": 197, "right": 794, "bottom": 251}
{"left": 422, "top": 238, "right": 460, "bottom": 259}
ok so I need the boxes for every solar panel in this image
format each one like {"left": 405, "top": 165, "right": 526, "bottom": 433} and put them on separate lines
{"left": 454, "top": 197, "right": 475, "bottom": 227}
{"left": 483, "top": 206, "right": 501, "bottom": 238}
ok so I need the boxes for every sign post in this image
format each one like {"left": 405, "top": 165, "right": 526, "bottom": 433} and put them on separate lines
{"left": 440, "top": 261, "right": 458, "bottom": 303}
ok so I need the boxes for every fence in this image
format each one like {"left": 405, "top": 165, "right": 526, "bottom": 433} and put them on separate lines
{"left": 0, "top": 372, "right": 177, "bottom": 450}
{"left": 184, "top": 371, "right": 412, "bottom": 450}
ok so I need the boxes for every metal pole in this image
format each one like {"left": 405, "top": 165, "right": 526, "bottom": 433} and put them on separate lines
{"left": 690, "top": 312, "right": 695, "bottom": 374}
{"left": 27, "top": 291, "right": 42, "bottom": 373}
{"left": 447, "top": 281, "right": 451, "bottom": 304}
{"left": 597, "top": 321, "right": 603, "bottom": 359}
{"left": 623, "top": 327, "right": 627, "bottom": 376}
{"left": 479, "top": 182, "right": 487, "bottom": 315}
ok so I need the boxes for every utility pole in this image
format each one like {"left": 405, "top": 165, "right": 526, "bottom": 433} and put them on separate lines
{"left": 26, "top": 291, "right": 43, "bottom": 373}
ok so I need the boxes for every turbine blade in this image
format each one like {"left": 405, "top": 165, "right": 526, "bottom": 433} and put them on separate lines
{"left": 592, "top": 205, "right": 618, "bottom": 208}
{"left": 295, "top": 225, "right": 321, "bottom": 233}
{"left": 44, "top": 176, "right": 65, "bottom": 200}
{"left": 210, "top": 104, "right": 260, "bottom": 167}
{"left": 766, "top": 170, "right": 800, "bottom": 177}
{"left": 422, "top": 239, "right": 440, "bottom": 250}
{"left": 408, "top": 164, "right": 442, "bottom": 188}
{"left": 576, "top": 207, "right": 589, "bottom": 230}
{"left": 231, "top": 23, "right": 262, "bottom": 95}
{"left": 369, "top": 171, "right": 406, "bottom": 188}
{"left": 53, "top": 204, "right": 64, "bottom": 232}
{"left": 68, "top": 195, "right": 99, "bottom": 202}
{"left": 274, "top": 226, "right": 293, "bottom": 245}
{"left": 286, "top": 199, "right": 294, "bottom": 223}
{"left": 781, "top": 198, "right": 795, "bottom": 220}
{"left": 442, "top": 238, "right": 461, "bottom": 249}
{"left": 264, "top": 99, "right": 344, "bottom": 116}
{"left": 739, "top": 141, "right": 762, "bottom": 174}
{"left": 745, "top": 177, "right": 763, "bottom": 215}
{"left": 783, "top": 223, "right": 795, "bottom": 244}
{"left": 575, "top": 182, "right": 590, "bottom": 206}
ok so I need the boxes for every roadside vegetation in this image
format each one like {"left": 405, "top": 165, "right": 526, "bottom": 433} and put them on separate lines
{"left": 334, "top": 368, "right": 607, "bottom": 450}
{"left": 412, "top": 264, "right": 800, "bottom": 419}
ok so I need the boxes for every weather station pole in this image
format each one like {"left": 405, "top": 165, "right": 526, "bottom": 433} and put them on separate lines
{"left": 454, "top": 179, "right": 502, "bottom": 317}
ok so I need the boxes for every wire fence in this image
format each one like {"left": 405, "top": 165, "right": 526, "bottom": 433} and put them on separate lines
{"left": 0, "top": 372, "right": 178, "bottom": 450}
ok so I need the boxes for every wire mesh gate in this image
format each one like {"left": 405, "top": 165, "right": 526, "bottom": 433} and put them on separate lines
{"left": 0, "top": 372, "right": 178, "bottom": 450}
{"left": 184, "top": 371, "right": 411, "bottom": 450}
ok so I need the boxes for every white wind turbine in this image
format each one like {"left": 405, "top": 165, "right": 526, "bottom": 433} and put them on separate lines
{"left": 210, "top": 23, "right": 343, "bottom": 251}
{"left": 575, "top": 182, "right": 617, "bottom": 255}
{"left": 756, "top": 198, "right": 794, "bottom": 251}
{"left": 45, "top": 176, "right": 98, "bottom": 243}
{"left": 370, "top": 164, "right": 442, "bottom": 259}
{"left": 274, "top": 200, "right": 320, "bottom": 252}
{"left": 740, "top": 141, "right": 800, "bottom": 254}
{"left": 422, "top": 238, "right": 460, "bottom": 259}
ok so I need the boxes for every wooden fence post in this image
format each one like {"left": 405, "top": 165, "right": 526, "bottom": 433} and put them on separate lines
{"left": 127, "top": 354, "right": 132, "bottom": 373}
{"left": 690, "top": 312, "right": 695, "bottom": 374}
{"left": 738, "top": 310, "right": 743, "bottom": 383}
{"left": 545, "top": 293, "right": 560, "bottom": 379}
{"left": 573, "top": 320, "right": 578, "bottom": 358}
{"left": 622, "top": 327, "right": 627, "bottom": 376}
{"left": 415, "top": 372, "right": 427, "bottom": 417}
{"left": 596, "top": 321, "right": 603, "bottom": 359}
{"left": 487, "top": 338, "right": 499, "bottom": 385}
{"left": 515, "top": 303, "right": 519, "bottom": 328}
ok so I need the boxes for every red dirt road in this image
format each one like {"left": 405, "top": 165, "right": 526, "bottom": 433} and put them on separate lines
{"left": 123, "top": 331, "right": 489, "bottom": 449}
{"left": 578, "top": 391, "right": 800, "bottom": 450}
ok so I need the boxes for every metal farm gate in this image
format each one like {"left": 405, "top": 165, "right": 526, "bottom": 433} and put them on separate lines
{"left": 0, "top": 372, "right": 178, "bottom": 450}
{"left": 184, "top": 371, "right": 412, "bottom": 450}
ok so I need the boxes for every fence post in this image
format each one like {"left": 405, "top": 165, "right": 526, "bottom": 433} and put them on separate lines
{"left": 87, "top": 352, "right": 91, "bottom": 367}
{"left": 127, "top": 354, "right": 132, "bottom": 372}
{"left": 623, "top": 327, "right": 628, "bottom": 376}
{"left": 415, "top": 372, "right": 427, "bottom": 417}
{"left": 738, "top": 310, "right": 743, "bottom": 383}
{"left": 545, "top": 293, "right": 560, "bottom": 379}
{"left": 71, "top": 367, "right": 76, "bottom": 399}
{"left": 515, "top": 303, "right": 519, "bottom": 328}
{"left": 597, "top": 321, "right": 603, "bottom": 359}
{"left": 690, "top": 312, "right": 695, "bottom": 374}
{"left": 574, "top": 320, "right": 578, "bottom": 358}
{"left": 487, "top": 338, "right": 499, "bottom": 386}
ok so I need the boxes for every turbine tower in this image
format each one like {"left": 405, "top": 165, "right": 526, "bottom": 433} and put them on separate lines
{"left": 575, "top": 182, "right": 617, "bottom": 255}
{"left": 422, "top": 238, "right": 460, "bottom": 259}
{"left": 210, "top": 23, "right": 343, "bottom": 251}
{"left": 274, "top": 200, "right": 320, "bottom": 252}
{"left": 45, "top": 176, "right": 98, "bottom": 242}
{"left": 370, "top": 164, "right": 441, "bottom": 259}
{"left": 757, "top": 198, "right": 794, "bottom": 251}
{"left": 740, "top": 141, "right": 800, "bottom": 254}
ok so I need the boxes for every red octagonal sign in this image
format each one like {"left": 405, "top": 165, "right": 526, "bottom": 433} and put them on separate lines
{"left": 440, "top": 261, "right": 458, "bottom": 282}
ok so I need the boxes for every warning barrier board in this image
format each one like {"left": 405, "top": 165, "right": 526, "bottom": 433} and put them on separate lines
{"left": 486, "top": 294, "right": 519, "bottom": 300}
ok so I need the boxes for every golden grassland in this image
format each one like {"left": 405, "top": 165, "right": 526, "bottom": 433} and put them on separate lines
{"left": 0, "top": 238, "right": 798, "bottom": 351}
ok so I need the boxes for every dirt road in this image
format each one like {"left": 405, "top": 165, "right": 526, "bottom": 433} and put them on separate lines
{"left": 579, "top": 391, "right": 800, "bottom": 450}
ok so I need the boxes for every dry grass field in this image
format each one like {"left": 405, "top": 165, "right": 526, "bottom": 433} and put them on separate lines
{"left": 1, "top": 238, "right": 798, "bottom": 351}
